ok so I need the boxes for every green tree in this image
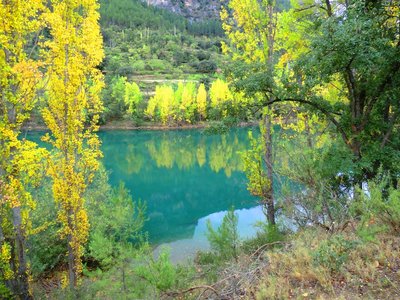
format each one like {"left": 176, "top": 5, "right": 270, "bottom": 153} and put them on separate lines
{"left": 262, "top": 1, "right": 400, "bottom": 186}
{"left": 124, "top": 81, "right": 143, "bottom": 116}
{"left": 206, "top": 209, "right": 240, "bottom": 261}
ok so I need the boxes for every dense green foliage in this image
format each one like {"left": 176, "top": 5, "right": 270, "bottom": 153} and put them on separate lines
{"left": 98, "top": 0, "right": 226, "bottom": 122}
{"left": 206, "top": 209, "right": 240, "bottom": 261}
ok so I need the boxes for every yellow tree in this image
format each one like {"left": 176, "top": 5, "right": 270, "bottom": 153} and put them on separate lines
{"left": 180, "top": 82, "right": 196, "bottom": 123}
{"left": 158, "top": 85, "right": 174, "bottom": 125}
{"left": 196, "top": 83, "right": 207, "bottom": 120}
{"left": 221, "top": 0, "right": 278, "bottom": 224}
{"left": 0, "top": 0, "right": 45, "bottom": 298}
{"left": 43, "top": 0, "right": 104, "bottom": 288}
{"left": 145, "top": 94, "right": 158, "bottom": 120}
{"left": 173, "top": 82, "right": 184, "bottom": 122}
{"left": 209, "top": 79, "right": 232, "bottom": 109}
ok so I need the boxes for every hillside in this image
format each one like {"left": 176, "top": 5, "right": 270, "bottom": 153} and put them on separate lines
{"left": 96, "top": 0, "right": 228, "bottom": 121}
{"left": 145, "top": 0, "right": 220, "bottom": 20}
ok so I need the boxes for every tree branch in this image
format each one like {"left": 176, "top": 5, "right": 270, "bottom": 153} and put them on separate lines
{"left": 263, "top": 97, "right": 351, "bottom": 146}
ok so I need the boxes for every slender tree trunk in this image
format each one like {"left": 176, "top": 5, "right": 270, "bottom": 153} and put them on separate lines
{"left": 5, "top": 145, "right": 32, "bottom": 299}
{"left": 12, "top": 206, "right": 33, "bottom": 300}
{"left": 264, "top": 112, "right": 275, "bottom": 226}
{"left": 263, "top": 3, "right": 276, "bottom": 226}
{"left": 67, "top": 212, "right": 77, "bottom": 290}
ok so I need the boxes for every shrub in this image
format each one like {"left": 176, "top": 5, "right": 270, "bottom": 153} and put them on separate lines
{"left": 352, "top": 176, "right": 400, "bottom": 237}
{"left": 312, "top": 235, "right": 357, "bottom": 274}
{"left": 134, "top": 247, "right": 176, "bottom": 291}
{"left": 206, "top": 208, "right": 240, "bottom": 261}
{"left": 242, "top": 223, "right": 285, "bottom": 254}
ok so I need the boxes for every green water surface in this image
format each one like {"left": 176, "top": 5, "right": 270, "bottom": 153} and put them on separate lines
{"left": 98, "top": 128, "right": 264, "bottom": 246}
{"left": 28, "top": 127, "right": 271, "bottom": 260}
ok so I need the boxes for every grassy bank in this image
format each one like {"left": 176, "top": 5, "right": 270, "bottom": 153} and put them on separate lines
{"left": 190, "top": 228, "right": 400, "bottom": 299}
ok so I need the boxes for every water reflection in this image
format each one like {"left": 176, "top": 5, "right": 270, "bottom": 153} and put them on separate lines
{"left": 154, "top": 206, "right": 266, "bottom": 263}
{"left": 100, "top": 129, "right": 248, "bottom": 176}
{"left": 99, "top": 128, "right": 259, "bottom": 244}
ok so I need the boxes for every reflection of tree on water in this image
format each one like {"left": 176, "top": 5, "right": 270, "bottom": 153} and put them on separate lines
{"left": 125, "top": 144, "right": 144, "bottom": 174}
{"left": 118, "top": 130, "right": 249, "bottom": 175}
{"left": 99, "top": 128, "right": 258, "bottom": 244}
{"left": 196, "top": 141, "right": 206, "bottom": 167}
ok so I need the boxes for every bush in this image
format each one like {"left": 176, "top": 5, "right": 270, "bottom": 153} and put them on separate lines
{"left": 134, "top": 247, "right": 176, "bottom": 291}
{"left": 194, "top": 60, "right": 217, "bottom": 73}
{"left": 352, "top": 176, "right": 400, "bottom": 236}
{"left": 206, "top": 208, "right": 240, "bottom": 261}
{"left": 87, "top": 181, "right": 147, "bottom": 269}
{"left": 312, "top": 235, "right": 357, "bottom": 274}
{"left": 242, "top": 223, "right": 285, "bottom": 254}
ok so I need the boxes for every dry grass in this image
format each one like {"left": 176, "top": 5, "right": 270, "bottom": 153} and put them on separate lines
{"left": 249, "top": 229, "right": 400, "bottom": 300}
{"left": 188, "top": 228, "right": 400, "bottom": 300}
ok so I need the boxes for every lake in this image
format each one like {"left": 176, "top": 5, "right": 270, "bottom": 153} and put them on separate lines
{"left": 99, "top": 127, "right": 270, "bottom": 261}
{"left": 27, "top": 127, "right": 273, "bottom": 261}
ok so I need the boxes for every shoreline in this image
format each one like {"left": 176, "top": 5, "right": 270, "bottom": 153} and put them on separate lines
{"left": 22, "top": 121, "right": 259, "bottom": 132}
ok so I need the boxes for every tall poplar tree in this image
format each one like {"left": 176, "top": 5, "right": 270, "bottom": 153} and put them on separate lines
{"left": 43, "top": 0, "right": 104, "bottom": 288}
{"left": 196, "top": 83, "right": 207, "bottom": 120}
{"left": 221, "top": 0, "right": 278, "bottom": 225}
{"left": 0, "top": 1, "right": 45, "bottom": 298}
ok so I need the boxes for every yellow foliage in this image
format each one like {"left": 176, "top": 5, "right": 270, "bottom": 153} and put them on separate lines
{"left": 196, "top": 83, "right": 207, "bottom": 120}
{"left": 209, "top": 79, "right": 232, "bottom": 108}
{"left": 0, "top": 244, "right": 13, "bottom": 280}
{"left": 0, "top": 0, "right": 46, "bottom": 289}
{"left": 43, "top": 0, "right": 104, "bottom": 285}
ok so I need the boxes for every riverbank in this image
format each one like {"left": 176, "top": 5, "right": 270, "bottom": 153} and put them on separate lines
{"left": 186, "top": 227, "right": 400, "bottom": 299}
{"left": 22, "top": 120, "right": 259, "bottom": 132}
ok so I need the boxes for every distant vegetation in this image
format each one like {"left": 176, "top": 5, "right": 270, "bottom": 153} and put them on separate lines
{"left": 95, "top": 0, "right": 227, "bottom": 124}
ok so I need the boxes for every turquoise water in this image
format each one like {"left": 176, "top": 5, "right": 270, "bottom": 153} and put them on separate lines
{"left": 98, "top": 128, "right": 262, "bottom": 244}
{"left": 28, "top": 127, "right": 275, "bottom": 259}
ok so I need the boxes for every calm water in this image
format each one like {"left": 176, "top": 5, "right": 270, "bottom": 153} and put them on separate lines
{"left": 99, "top": 128, "right": 272, "bottom": 260}
{"left": 28, "top": 127, "right": 278, "bottom": 260}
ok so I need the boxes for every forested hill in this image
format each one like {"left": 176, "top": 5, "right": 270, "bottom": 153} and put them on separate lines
{"left": 98, "top": 0, "right": 227, "bottom": 121}
{"left": 98, "top": 0, "right": 225, "bottom": 78}
{"left": 145, "top": 0, "right": 220, "bottom": 20}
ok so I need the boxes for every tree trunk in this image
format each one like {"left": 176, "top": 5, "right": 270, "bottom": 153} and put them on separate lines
{"left": 67, "top": 205, "right": 77, "bottom": 290}
{"left": 11, "top": 206, "right": 33, "bottom": 300}
{"left": 67, "top": 230, "right": 77, "bottom": 290}
{"left": 263, "top": 3, "right": 276, "bottom": 226}
{"left": 264, "top": 112, "right": 275, "bottom": 226}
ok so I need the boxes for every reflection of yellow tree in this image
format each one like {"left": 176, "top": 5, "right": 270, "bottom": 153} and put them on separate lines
{"left": 146, "top": 138, "right": 174, "bottom": 169}
{"left": 125, "top": 144, "right": 144, "bottom": 174}
{"left": 146, "top": 140, "right": 161, "bottom": 167}
{"left": 175, "top": 137, "right": 196, "bottom": 170}
{"left": 175, "top": 147, "right": 195, "bottom": 170}
{"left": 208, "top": 134, "right": 247, "bottom": 177}
{"left": 209, "top": 136, "right": 228, "bottom": 174}
{"left": 143, "top": 132, "right": 248, "bottom": 174}
{"left": 232, "top": 134, "right": 246, "bottom": 172}
{"left": 159, "top": 139, "right": 174, "bottom": 168}
{"left": 196, "top": 141, "right": 207, "bottom": 167}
